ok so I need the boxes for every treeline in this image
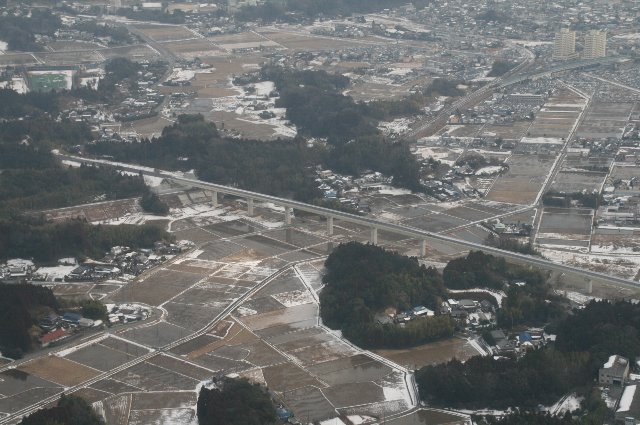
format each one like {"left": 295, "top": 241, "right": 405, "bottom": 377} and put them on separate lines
{"left": 236, "top": 0, "right": 430, "bottom": 22}
{"left": 20, "top": 395, "right": 104, "bottom": 425}
{"left": 197, "top": 378, "right": 277, "bottom": 425}
{"left": 0, "top": 218, "right": 171, "bottom": 262}
{"left": 0, "top": 9, "right": 61, "bottom": 51}
{"left": 0, "top": 284, "right": 58, "bottom": 358}
{"left": 542, "top": 191, "right": 601, "bottom": 209}
{"left": 416, "top": 350, "right": 592, "bottom": 408}
{"left": 320, "top": 242, "right": 454, "bottom": 349}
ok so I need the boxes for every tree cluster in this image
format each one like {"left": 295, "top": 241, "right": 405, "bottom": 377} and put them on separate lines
{"left": 86, "top": 114, "right": 323, "bottom": 202}
{"left": 542, "top": 191, "right": 601, "bottom": 209}
{"left": 416, "top": 350, "right": 592, "bottom": 409}
{"left": 444, "top": 251, "right": 566, "bottom": 328}
{"left": 0, "top": 89, "right": 60, "bottom": 118}
{"left": 487, "top": 60, "right": 516, "bottom": 77}
{"left": 320, "top": 242, "right": 454, "bottom": 349}
{"left": 0, "top": 9, "right": 61, "bottom": 51}
{"left": 0, "top": 284, "right": 58, "bottom": 358}
{"left": 116, "top": 8, "right": 185, "bottom": 24}
{"left": 263, "top": 67, "right": 425, "bottom": 190}
{"left": 0, "top": 217, "right": 171, "bottom": 262}
{"left": 485, "top": 234, "right": 539, "bottom": 256}
{"left": 20, "top": 395, "right": 104, "bottom": 425}
{"left": 197, "top": 378, "right": 277, "bottom": 425}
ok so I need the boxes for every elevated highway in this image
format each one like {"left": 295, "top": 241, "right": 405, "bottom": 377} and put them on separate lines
{"left": 55, "top": 153, "right": 639, "bottom": 292}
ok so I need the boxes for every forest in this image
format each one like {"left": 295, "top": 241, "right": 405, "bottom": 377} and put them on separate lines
{"left": 418, "top": 300, "right": 640, "bottom": 415}
{"left": 197, "top": 378, "right": 277, "bottom": 425}
{"left": 320, "top": 242, "right": 454, "bottom": 349}
{"left": 0, "top": 218, "right": 171, "bottom": 262}
{"left": 19, "top": 395, "right": 104, "bottom": 425}
{"left": 0, "top": 284, "right": 58, "bottom": 358}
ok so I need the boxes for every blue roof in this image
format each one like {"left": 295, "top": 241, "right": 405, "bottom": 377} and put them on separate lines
{"left": 519, "top": 332, "right": 532, "bottom": 343}
{"left": 276, "top": 408, "right": 292, "bottom": 419}
{"left": 63, "top": 312, "right": 81, "bottom": 322}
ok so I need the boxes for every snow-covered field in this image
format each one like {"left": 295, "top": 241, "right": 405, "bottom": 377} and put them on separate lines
{"left": 540, "top": 248, "right": 640, "bottom": 280}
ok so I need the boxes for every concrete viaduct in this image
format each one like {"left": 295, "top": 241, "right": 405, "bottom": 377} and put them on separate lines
{"left": 55, "top": 153, "right": 639, "bottom": 293}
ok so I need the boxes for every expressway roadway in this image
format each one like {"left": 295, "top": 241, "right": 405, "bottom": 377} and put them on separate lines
{"left": 54, "top": 153, "right": 640, "bottom": 292}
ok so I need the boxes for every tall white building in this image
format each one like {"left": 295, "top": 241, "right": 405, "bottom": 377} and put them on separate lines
{"left": 553, "top": 28, "right": 578, "bottom": 60}
{"left": 583, "top": 30, "right": 607, "bottom": 59}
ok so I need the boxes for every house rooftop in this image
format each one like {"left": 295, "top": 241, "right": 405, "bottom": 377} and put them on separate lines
{"left": 603, "top": 355, "right": 629, "bottom": 376}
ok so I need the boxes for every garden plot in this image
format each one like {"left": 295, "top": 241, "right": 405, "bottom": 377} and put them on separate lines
{"left": 550, "top": 170, "right": 607, "bottom": 194}
{"left": 0, "top": 387, "right": 62, "bottom": 415}
{"left": 482, "top": 121, "right": 532, "bottom": 140}
{"left": 111, "top": 268, "right": 206, "bottom": 306}
{"left": 120, "top": 321, "right": 190, "bottom": 348}
{"left": 486, "top": 154, "right": 556, "bottom": 205}
{"left": 526, "top": 89, "right": 586, "bottom": 138}
{"left": 134, "top": 24, "right": 196, "bottom": 42}
{"left": 537, "top": 208, "right": 593, "bottom": 249}
{"left": 112, "top": 361, "right": 199, "bottom": 391}
{"left": 18, "top": 356, "right": 100, "bottom": 386}
{"left": 64, "top": 340, "right": 137, "bottom": 371}
{"left": 575, "top": 102, "right": 634, "bottom": 139}
{"left": 374, "top": 337, "right": 480, "bottom": 369}
{"left": 387, "top": 409, "right": 469, "bottom": 425}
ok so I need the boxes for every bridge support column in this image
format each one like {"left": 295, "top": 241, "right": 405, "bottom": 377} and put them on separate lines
{"left": 420, "top": 240, "right": 427, "bottom": 257}
{"left": 247, "top": 198, "right": 254, "bottom": 216}
{"left": 370, "top": 227, "right": 378, "bottom": 245}
{"left": 586, "top": 279, "right": 593, "bottom": 295}
{"left": 211, "top": 191, "right": 219, "bottom": 208}
{"left": 326, "top": 216, "right": 334, "bottom": 236}
{"left": 285, "top": 207, "right": 292, "bottom": 225}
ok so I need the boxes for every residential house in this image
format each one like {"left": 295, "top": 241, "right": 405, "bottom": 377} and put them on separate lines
{"left": 600, "top": 355, "right": 630, "bottom": 387}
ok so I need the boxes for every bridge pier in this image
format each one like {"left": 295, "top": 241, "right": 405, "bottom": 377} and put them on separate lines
{"left": 420, "top": 240, "right": 427, "bottom": 257}
{"left": 326, "top": 216, "right": 334, "bottom": 236}
{"left": 586, "top": 279, "right": 593, "bottom": 294}
{"left": 247, "top": 198, "right": 254, "bottom": 216}
{"left": 211, "top": 191, "right": 219, "bottom": 208}
{"left": 285, "top": 207, "right": 292, "bottom": 225}
{"left": 370, "top": 227, "right": 378, "bottom": 245}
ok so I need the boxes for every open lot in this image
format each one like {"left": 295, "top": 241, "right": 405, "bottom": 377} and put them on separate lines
{"left": 575, "top": 102, "right": 634, "bottom": 139}
{"left": 18, "top": 356, "right": 101, "bottom": 387}
{"left": 134, "top": 24, "right": 196, "bottom": 42}
{"left": 486, "top": 154, "right": 555, "bottom": 204}
{"left": 537, "top": 207, "right": 593, "bottom": 248}
{"left": 374, "top": 337, "right": 480, "bottom": 369}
